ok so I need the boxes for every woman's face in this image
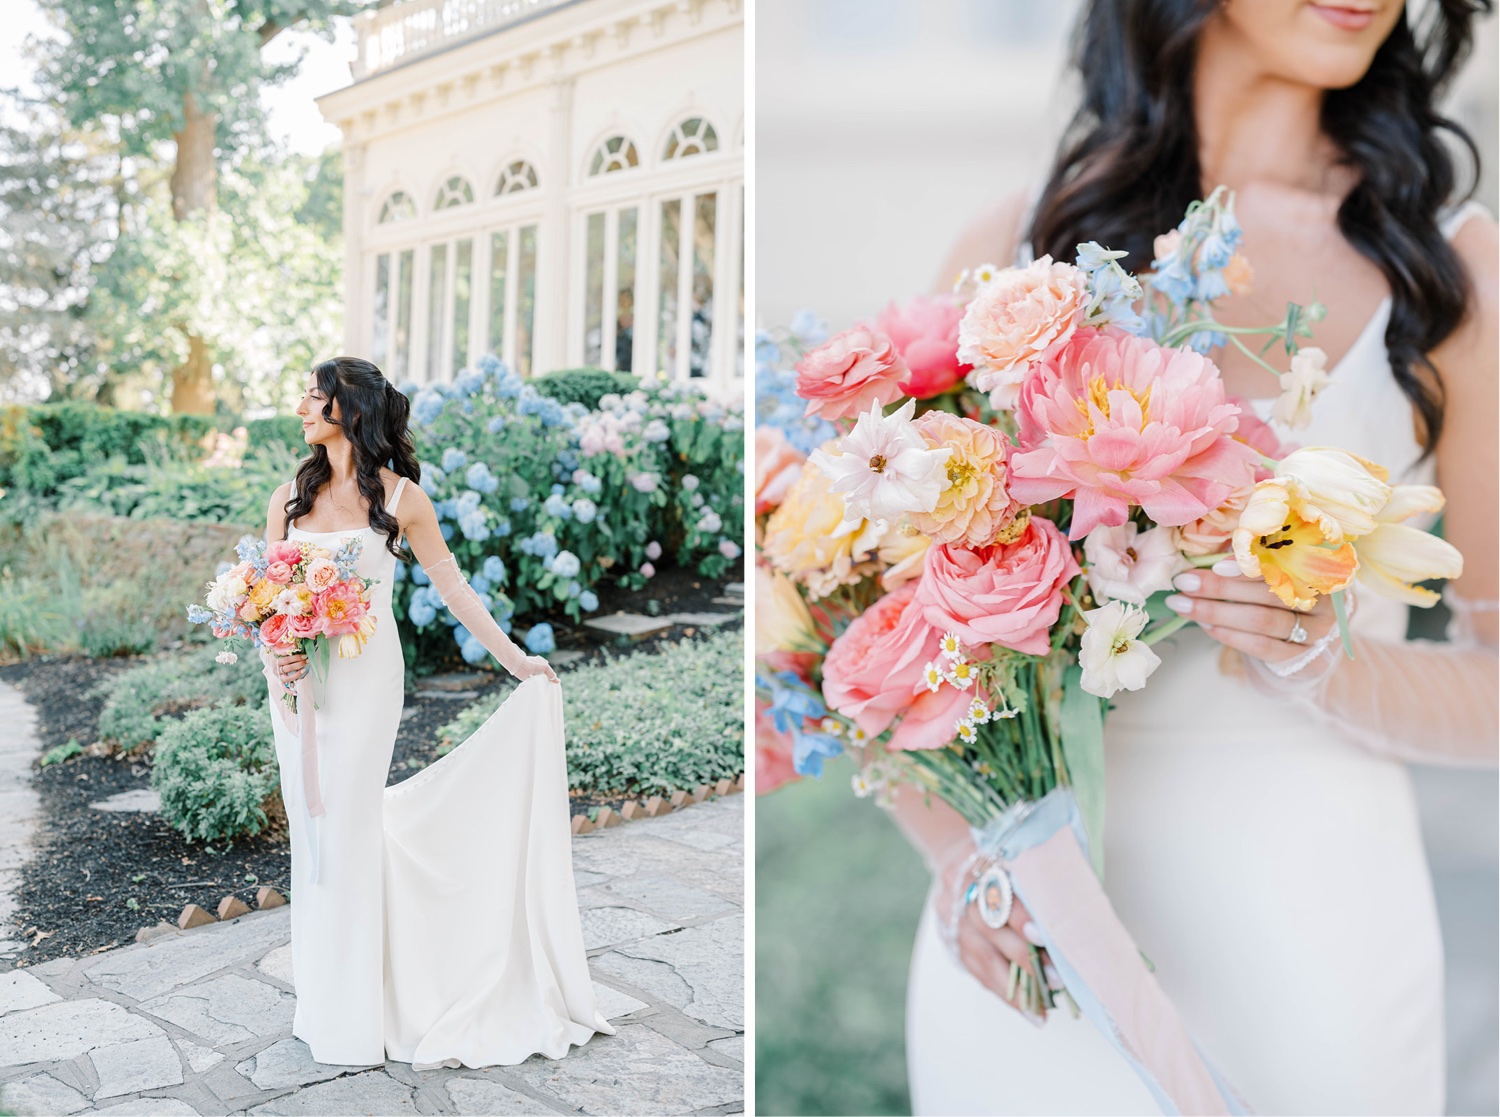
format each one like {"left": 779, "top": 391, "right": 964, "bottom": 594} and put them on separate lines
{"left": 294, "top": 374, "right": 343, "bottom": 447}
{"left": 1209, "top": 0, "right": 1405, "bottom": 89}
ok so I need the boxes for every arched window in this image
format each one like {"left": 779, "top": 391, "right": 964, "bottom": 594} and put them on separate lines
{"left": 588, "top": 135, "right": 639, "bottom": 176}
{"left": 495, "top": 160, "right": 539, "bottom": 195}
{"left": 377, "top": 191, "right": 416, "bottom": 223}
{"left": 434, "top": 176, "right": 475, "bottom": 209}
{"left": 663, "top": 117, "right": 719, "bottom": 160}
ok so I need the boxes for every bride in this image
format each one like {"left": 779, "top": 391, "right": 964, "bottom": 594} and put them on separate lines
{"left": 892, "top": 2, "right": 1498, "bottom": 1113}
{"left": 259, "top": 355, "right": 612, "bottom": 1068}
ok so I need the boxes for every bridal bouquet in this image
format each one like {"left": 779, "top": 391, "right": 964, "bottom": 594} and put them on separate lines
{"left": 187, "top": 534, "right": 381, "bottom": 714}
{"left": 755, "top": 188, "right": 1463, "bottom": 1113}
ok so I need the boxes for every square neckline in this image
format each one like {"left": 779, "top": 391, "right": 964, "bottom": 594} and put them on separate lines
{"left": 288, "top": 475, "right": 409, "bottom": 535}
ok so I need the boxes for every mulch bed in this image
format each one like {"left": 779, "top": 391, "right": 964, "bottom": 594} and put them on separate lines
{"left": 0, "top": 562, "right": 742, "bottom": 969}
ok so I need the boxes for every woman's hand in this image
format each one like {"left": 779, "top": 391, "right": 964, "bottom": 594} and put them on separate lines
{"left": 935, "top": 849, "right": 1054, "bottom": 1026}
{"left": 1163, "top": 565, "right": 1337, "bottom": 665}
{"left": 274, "top": 651, "right": 310, "bottom": 690}
{"left": 521, "top": 654, "right": 561, "bottom": 684}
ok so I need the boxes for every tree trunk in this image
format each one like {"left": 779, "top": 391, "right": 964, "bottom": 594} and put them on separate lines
{"left": 168, "top": 89, "right": 218, "bottom": 414}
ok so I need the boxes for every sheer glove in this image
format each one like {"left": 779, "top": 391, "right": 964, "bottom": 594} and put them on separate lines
{"left": 424, "top": 555, "right": 559, "bottom": 683}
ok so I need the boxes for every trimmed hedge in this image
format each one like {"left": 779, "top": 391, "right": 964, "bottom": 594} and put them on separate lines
{"left": 531, "top": 367, "right": 640, "bottom": 410}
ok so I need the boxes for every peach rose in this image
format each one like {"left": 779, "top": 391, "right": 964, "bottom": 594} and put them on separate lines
{"left": 259, "top": 612, "right": 297, "bottom": 654}
{"left": 289, "top": 611, "right": 324, "bottom": 640}
{"left": 914, "top": 516, "right": 1080, "bottom": 656}
{"left": 304, "top": 557, "right": 339, "bottom": 593}
{"left": 822, "top": 580, "right": 978, "bottom": 751}
{"left": 795, "top": 326, "right": 909, "bottom": 421}
{"left": 958, "top": 256, "right": 1088, "bottom": 407}
{"left": 908, "top": 411, "right": 1024, "bottom": 548}
{"left": 263, "top": 560, "right": 294, "bottom": 585}
{"left": 755, "top": 426, "right": 806, "bottom": 516}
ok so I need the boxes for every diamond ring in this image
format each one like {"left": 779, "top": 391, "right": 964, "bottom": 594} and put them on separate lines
{"left": 1286, "top": 616, "right": 1309, "bottom": 644}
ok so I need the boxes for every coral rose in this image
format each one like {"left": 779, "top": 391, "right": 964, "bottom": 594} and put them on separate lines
{"left": 795, "top": 326, "right": 909, "bottom": 421}
{"left": 958, "top": 255, "right": 1088, "bottom": 408}
{"left": 821, "top": 580, "right": 978, "bottom": 751}
{"left": 1010, "top": 327, "right": 1259, "bottom": 540}
{"left": 873, "top": 294, "right": 970, "bottom": 399}
{"left": 258, "top": 612, "right": 297, "bottom": 654}
{"left": 908, "top": 411, "right": 1024, "bottom": 548}
{"left": 289, "top": 610, "right": 325, "bottom": 640}
{"left": 914, "top": 515, "right": 1081, "bottom": 656}
{"left": 263, "top": 560, "right": 294, "bottom": 585}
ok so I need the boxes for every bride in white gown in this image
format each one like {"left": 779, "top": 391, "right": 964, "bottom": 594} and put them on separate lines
{"left": 258, "top": 356, "right": 612, "bottom": 1068}
{"left": 892, "top": 3, "right": 1498, "bottom": 1114}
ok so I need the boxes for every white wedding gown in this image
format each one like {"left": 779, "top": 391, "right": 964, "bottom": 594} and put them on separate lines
{"left": 905, "top": 202, "right": 1489, "bottom": 1115}
{"left": 262, "top": 475, "right": 612, "bottom": 1067}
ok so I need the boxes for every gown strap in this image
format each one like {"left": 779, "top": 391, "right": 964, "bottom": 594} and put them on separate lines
{"left": 389, "top": 475, "right": 409, "bottom": 514}
{"left": 1439, "top": 198, "right": 1490, "bottom": 241}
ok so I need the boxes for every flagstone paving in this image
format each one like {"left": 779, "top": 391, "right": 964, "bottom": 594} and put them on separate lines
{"left": 0, "top": 795, "right": 744, "bottom": 1117}
{"left": 0, "top": 681, "right": 42, "bottom": 964}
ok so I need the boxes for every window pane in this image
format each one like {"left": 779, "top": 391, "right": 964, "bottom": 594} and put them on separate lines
{"left": 690, "top": 192, "right": 716, "bottom": 379}
{"left": 428, "top": 243, "right": 448, "bottom": 380}
{"left": 489, "top": 230, "right": 509, "bottom": 358}
{"left": 516, "top": 225, "right": 537, "bottom": 378}
{"left": 453, "top": 238, "right": 472, "bottom": 375}
{"left": 373, "top": 253, "right": 390, "bottom": 366}
{"left": 616, "top": 207, "right": 637, "bottom": 373}
{"left": 657, "top": 198, "right": 680, "bottom": 379}
{"left": 394, "top": 249, "right": 414, "bottom": 378}
{"left": 583, "top": 211, "right": 605, "bottom": 367}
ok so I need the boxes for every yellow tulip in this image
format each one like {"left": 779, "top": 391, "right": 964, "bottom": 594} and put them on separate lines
{"left": 754, "top": 566, "right": 820, "bottom": 655}
{"left": 1352, "top": 484, "right": 1462, "bottom": 606}
{"left": 1233, "top": 478, "right": 1358, "bottom": 610}
{"left": 1273, "top": 447, "right": 1391, "bottom": 541}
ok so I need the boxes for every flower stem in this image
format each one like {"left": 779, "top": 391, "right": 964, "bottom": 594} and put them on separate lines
{"left": 1143, "top": 614, "right": 1193, "bottom": 645}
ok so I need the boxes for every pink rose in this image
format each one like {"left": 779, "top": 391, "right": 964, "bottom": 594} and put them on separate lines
{"left": 958, "top": 256, "right": 1087, "bottom": 407}
{"left": 263, "top": 561, "right": 293, "bottom": 585}
{"left": 259, "top": 612, "right": 297, "bottom": 654}
{"left": 822, "top": 581, "right": 976, "bottom": 751}
{"left": 795, "top": 326, "right": 909, "bottom": 421}
{"left": 266, "top": 540, "right": 302, "bottom": 568}
{"left": 873, "top": 295, "right": 971, "bottom": 399}
{"left": 755, "top": 700, "right": 801, "bottom": 794}
{"left": 914, "top": 516, "right": 1081, "bottom": 656}
{"left": 289, "top": 611, "right": 324, "bottom": 640}
{"left": 755, "top": 426, "right": 806, "bottom": 516}
{"left": 237, "top": 600, "right": 259, "bottom": 623}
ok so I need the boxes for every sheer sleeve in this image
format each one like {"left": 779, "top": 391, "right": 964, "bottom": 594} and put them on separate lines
{"left": 1248, "top": 587, "right": 1499, "bottom": 767}
{"left": 424, "top": 554, "right": 549, "bottom": 681}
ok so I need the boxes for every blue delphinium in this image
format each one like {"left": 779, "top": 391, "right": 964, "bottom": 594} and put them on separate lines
{"left": 759, "top": 670, "right": 844, "bottom": 777}
{"left": 441, "top": 447, "right": 468, "bottom": 473}
{"left": 756, "top": 332, "right": 837, "bottom": 455}
{"left": 789, "top": 308, "right": 829, "bottom": 347}
{"left": 524, "top": 622, "right": 556, "bottom": 654}
{"left": 1076, "top": 241, "right": 1145, "bottom": 334}
{"left": 186, "top": 604, "right": 214, "bottom": 624}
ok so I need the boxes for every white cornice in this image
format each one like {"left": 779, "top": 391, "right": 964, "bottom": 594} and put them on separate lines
{"left": 317, "top": 0, "right": 742, "bottom": 144}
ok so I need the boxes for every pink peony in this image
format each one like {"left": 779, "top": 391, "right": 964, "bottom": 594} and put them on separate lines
{"left": 795, "top": 326, "right": 909, "bottom": 421}
{"left": 263, "top": 561, "right": 293, "bottom": 585}
{"left": 1226, "top": 395, "right": 1295, "bottom": 480}
{"left": 873, "top": 295, "right": 971, "bottom": 399}
{"left": 821, "top": 581, "right": 977, "bottom": 751}
{"left": 258, "top": 612, "right": 297, "bottom": 654}
{"left": 1010, "top": 327, "right": 1260, "bottom": 540}
{"left": 266, "top": 540, "right": 302, "bottom": 568}
{"left": 958, "top": 256, "right": 1088, "bottom": 407}
{"left": 755, "top": 426, "right": 806, "bottom": 516}
{"left": 914, "top": 516, "right": 1081, "bottom": 657}
{"left": 314, "top": 581, "right": 368, "bottom": 637}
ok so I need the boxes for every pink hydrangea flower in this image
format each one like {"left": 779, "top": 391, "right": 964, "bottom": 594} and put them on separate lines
{"left": 872, "top": 295, "right": 970, "bottom": 399}
{"left": 795, "top": 326, "right": 909, "bottom": 421}
{"left": 1009, "top": 327, "right": 1259, "bottom": 540}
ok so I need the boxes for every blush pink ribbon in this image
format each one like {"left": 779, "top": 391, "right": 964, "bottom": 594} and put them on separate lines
{"left": 262, "top": 651, "right": 326, "bottom": 818}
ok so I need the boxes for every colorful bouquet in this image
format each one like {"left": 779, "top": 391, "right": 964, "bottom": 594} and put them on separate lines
{"left": 187, "top": 533, "right": 381, "bottom": 714}
{"left": 755, "top": 188, "right": 1463, "bottom": 1112}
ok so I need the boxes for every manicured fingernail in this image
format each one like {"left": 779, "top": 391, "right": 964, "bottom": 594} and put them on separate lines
{"left": 1212, "top": 558, "right": 1241, "bottom": 577}
{"left": 1022, "top": 922, "right": 1045, "bottom": 946}
{"left": 1163, "top": 594, "right": 1192, "bottom": 615}
{"left": 1044, "top": 963, "right": 1063, "bottom": 988}
{"left": 1172, "top": 572, "right": 1200, "bottom": 592}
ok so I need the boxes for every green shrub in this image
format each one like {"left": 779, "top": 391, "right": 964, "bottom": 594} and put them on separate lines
{"left": 152, "top": 702, "right": 280, "bottom": 843}
{"left": 244, "top": 416, "right": 305, "bottom": 458}
{"left": 0, "top": 566, "right": 72, "bottom": 659}
{"left": 99, "top": 650, "right": 269, "bottom": 749}
{"left": 436, "top": 629, "right": 744, "bottom": 797}
{"left": 531, "top": 367, "right": 639, "bottom": 410}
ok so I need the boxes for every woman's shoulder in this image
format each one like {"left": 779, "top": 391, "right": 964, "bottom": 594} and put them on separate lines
{"left": 931, "top": 187, "right": 1035, "bottom": 293}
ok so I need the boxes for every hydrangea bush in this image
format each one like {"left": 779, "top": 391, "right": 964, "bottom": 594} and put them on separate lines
{"left": 395, "top": 356, "right": 744, "bottom": 668}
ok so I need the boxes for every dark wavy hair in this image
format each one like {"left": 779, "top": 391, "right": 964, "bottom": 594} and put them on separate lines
{"left": 283, "top": 357, "right": 421, "bottom": 560}
{"left": 1028, "top": 0, "right": 1491, "bottom": 456}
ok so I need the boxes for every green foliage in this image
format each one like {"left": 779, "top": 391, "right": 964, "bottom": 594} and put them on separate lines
{"left": 244, "top": 416, "right": 304, "bottom": 458}
{"left": 0, "top": 566, "right": 71, "bottom": 659}
{"left": 436, "top": 630, "right": 744, "bottom": 797}
{"left": 39, "top": 739, "right": 83, "bottom": 767}
{"left": 532, "top": 367, "right": 640, "bottom": 410}
{"left": 151, "top": 701, "right": 280, "bottom": 844}
{"left": 99, "top": 650, "right": 268, "bottom": 751}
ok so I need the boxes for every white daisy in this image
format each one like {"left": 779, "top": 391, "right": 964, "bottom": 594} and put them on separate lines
{"left": 922, "top": 661, "right": 946, "bottom": 693}
{"left": 955, "top": 719, "right": 978, "bottom": 744}
{"left": 939, "top": 631, "right": 964, "bottom": 660}
{"left": 946, "top": 658, "right": 977, "bottom": 691}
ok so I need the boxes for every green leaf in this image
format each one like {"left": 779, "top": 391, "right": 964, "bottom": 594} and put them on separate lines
{"left": 1059, "top": 665, "right": 1107, "bottom": 880}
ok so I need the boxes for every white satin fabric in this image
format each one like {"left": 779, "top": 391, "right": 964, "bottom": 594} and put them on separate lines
{"left": 906, "top": 201, "right": 1488, "bottom": 1115}
{"left": 264, "top": 476, "right": 611, "bottom": 1067}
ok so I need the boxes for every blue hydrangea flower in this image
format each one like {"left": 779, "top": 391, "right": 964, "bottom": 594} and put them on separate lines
{"left": 441, "top": 447, "right": 468, "bottom": 473}
{"left": 644, "top": 419, "right": 671, "bottom": 443}
{"left": 483, "top": 555, "right": 507, "bottom": 584}
{"left": 544, "top": 492, "right": 572, "bottom": 520}
{"left": 456, "top": 490, "right": 481, "bottom": 514}
{"left": 476, "top": 353, "right": 504, "bottom": 379}
{"left": 551, "top": 550, "right": 581, "bottom": 579}
{"left": 494, "top": 518, "right": 512, "bottom": 538}
{"left": 572, "top": 498, "right": 597, "bottom": 524}
{"left": 411, "top": 564, "right": 431, "bottom": 586}
{"left": 453, "top": 369, "right": 485, "bottom": 397}
{"left": 419, "top": 464, "right": 444, "bottom": 495}
{"left": 469, "top": 573, "right": 491, "bottom": 596}
{"left": 575, "top": 471, "right": 602, "bottom": 496}
{"left": 682, "top": 474, "right": 700, "bottom": 491}
{"left": 459, "top": 510, "right": 491, "bottom": 541}
{"left": 494, "top": 367, "right": 524, "bottom": 399}
{"left": 579, "top": 590, "right": 599, "bottom": 612}
{"left": 413, "top": 389, "right": 445, "bottom": 426}
{"left": 396, "top": 380, "right": 420, "bottom": 397}
{"left": 566, "top": 579, "right": 581, "bottom": 598}
{"left": 457, "top": 629, "right": 489, "bottom": 665}
{"left": 487, "top": 415, "right": 507, "bottom": 435}
{"left": 510, "top": 496, "right": 530, "bottom": 513}
{"left": 466, "top": 461, "right": 499, "bottom": 494}
{"left": 393, "top": 562, "right": 406, "bottom": 583}
{"left": 518, "top": 531, "right": 558, "bottom": 560}
{"left": 440, "top": 522, "right": 455, "bottom": 541}
{"left": 407, "top": 595, "right": 437, "bottom": 626}
{"left": 524, "top": 623, "right": 556, "bottom": 654}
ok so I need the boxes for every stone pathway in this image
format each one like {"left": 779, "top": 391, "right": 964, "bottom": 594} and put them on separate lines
{"left": 0, "top": 680, "right": 42, "bottom": 963}
{"left": 0, "top": 795, "right": 744, "bottom": 1116}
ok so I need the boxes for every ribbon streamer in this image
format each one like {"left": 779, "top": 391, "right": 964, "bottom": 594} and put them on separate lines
{"left": 972, "top": 790, "right": 1251, "bottom": 1116}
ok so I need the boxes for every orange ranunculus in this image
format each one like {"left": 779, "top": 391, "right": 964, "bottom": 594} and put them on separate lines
{"left": 1233, "top": 478, "right": 1358, "bottom": 610}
